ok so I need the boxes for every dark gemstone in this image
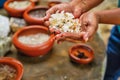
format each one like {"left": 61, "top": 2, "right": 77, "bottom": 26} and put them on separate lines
{"left": 77, "top": 50, "right": 88, "bottom": 59}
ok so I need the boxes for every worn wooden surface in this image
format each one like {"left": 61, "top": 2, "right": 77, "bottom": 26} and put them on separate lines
{"left": 0, "top": 0, "right": 105, "bottom": 80}
{"left": 6, "top": 33, "right": 105, "bottom": 80}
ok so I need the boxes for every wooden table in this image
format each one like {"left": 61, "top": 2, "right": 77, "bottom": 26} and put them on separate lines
{"left": 6, "top": 33, "right": 105, "bottom": 80}
{"left": 0, "top": 0, "right": 105, "bottom": 80}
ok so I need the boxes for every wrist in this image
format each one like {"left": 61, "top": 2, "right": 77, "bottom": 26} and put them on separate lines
{"left": 94, "top": 12, "right": 101, "bottom": 23}
{"left": 69, "top": 0, "right": 82, "bottom": 6}
{"left": 69, "top": 0, "right": 87, "bottom": 13}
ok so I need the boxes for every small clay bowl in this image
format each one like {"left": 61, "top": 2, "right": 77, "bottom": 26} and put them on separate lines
{"left": 12, "top": 25, "right": 55, "bottom": 57}
{"left": 0, "top": 57, "right": 23, "bottom": 80}
{"left": 69, "top": 43, "right": 94, "bottom": 64}
{"left": 30, "top": 0, "right": 39, "bottom": 3}
{"left": 48, "top": 0, "right": 61, "bottom": 8}
{"left": 23, "top": 6, "right": 48, "bottom": 25}
{"left": 4, "top": 0, "right": 35, "bottom": 17}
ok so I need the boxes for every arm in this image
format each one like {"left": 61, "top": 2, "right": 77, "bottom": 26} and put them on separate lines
{"left": 44, "top": 0, "right": 104, "bottom": 20}
{"left": 79, "top": 8, "right": 120, "bottom": 42}
{"left": 70, "top": 0, "right": 104, "bottom": 13}
{"left": 96, "top": 8, "right": 120, "bottom": 25}
{"left": 44, "top": 0, "right": 104, "bottom": 43}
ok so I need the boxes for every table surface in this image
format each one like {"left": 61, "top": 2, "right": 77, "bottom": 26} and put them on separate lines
{"left": 0, "top": 0, "right": 106, "bottom": 80}
{"left": 6, "top": 33, "right": 105, "bottom": 80}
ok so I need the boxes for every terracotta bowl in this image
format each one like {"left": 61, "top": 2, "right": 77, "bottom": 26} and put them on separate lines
{"left": 12, "top": 25, "right": 55, "bottom": 57}
{"left": 0, "top": 57, "right": 23, "bottom": 80}
{"left": 23, "top": 6, "right": 48, "bottom": 25}
{"left": 4, "top": 0, "right": 35, "bottom": 17}
{"left": 30, "top": 0, "right": 39, "bottom": 3}
{"left": 48, "top": 0, "right": 61, "bottom": 8}
{"left": 69, "top": 43, "right": 94, "bottom": 64}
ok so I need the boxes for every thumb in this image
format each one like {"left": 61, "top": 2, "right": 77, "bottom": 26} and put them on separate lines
{"left": 44, "top": 21, "right": 50, "bottom": 27}
{"left": 73, "top": 8, "right": 82, "bottom": 18}
{"left": 83, "top": 26, "right": 97, "bottom": 42}
{"left": 83, "top": 32, "right": 89, "bottom": 42}
{"left": 44, "top": 12, "right": 51, "bottom": 21}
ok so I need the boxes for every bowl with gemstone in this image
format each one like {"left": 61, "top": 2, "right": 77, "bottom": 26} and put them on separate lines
{"left": 69, "top": 43, "right": 94, "bottom": 64}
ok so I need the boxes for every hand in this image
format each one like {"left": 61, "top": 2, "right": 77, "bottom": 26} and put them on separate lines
{"left": 44, "top": 2, "right": 85, "bottom": 27}
{"left": 44, "top": 2, "right": 83, "bottom": 20}
{"left": 54, "top": 12, "right": 100, "bottom": 44}
{"left": 54, "top": 32, "right": 86, "bottom": 44}
{"left": 80, "top": 12, "right": 99, "bottom": 41}
{"left": 49, "top": 28, "right": 61, "bottom": 34}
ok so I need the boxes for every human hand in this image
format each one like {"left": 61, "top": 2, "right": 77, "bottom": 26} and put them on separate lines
{"left": 44, "top": 2, "right": 83, "bottom": 20}
{"left": 54, "top": 32, "right": 86, "bottom": 44}
{"left": 44, "top": 1, "right": 86, "bottom": 27}
{"left": 54, "top": 12, "right": 100, "bottom": 44}
{"left": 79, "top": 12, "right": 99, "bottom": 41}
{"left": 44, "top": 2, "right": 83, "bottom": 34}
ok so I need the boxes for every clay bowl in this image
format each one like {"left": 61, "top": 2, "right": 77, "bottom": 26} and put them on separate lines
{"left": 48, "top": 0, "right": 61, "bottom": 8}
{"left": 0, "top": 57, "right": 23, "bottom": 80}
{"left": 12, "top": 25, "right": 55, "bottom": 57}
{"left": 30, "top": 0, "right": 39, "bottom": 3}
{"left": 23, "top": 6, "right": 48, "bottom": 25}
{"left": 69, "top": 43, "right": 94, "bottom": 64}
{"left": 4, "top": 0, "right": 35, "bottom": 17}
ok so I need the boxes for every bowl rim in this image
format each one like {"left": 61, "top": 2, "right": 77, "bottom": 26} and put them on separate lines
{"left": 48, "top": 1, "right": 62, "bottom": 8}
{"left": 4, "top": 0, "right": 35, "bottom": 12}
{"left": 12, "top": 25, "right": 55, "bottom": 51}
{"left": 23, "top": 6, "right": 49, "bottom": 21}
{"left": 0, "top": 57, "right": 23, "bottom": 80}
{"left": 69, "top": 43, "right": 94, "bottom": 64}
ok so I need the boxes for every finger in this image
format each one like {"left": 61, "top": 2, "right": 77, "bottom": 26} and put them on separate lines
{"left": 80, "top": 17, "right": 88, "bottom": 29}
{"left": 54, "top": 29, "right": 61, "bottom": 34}
{"left": 49, "top": 28, "right": 61, "bottom": 34}
{"left": 57, "top": 39, "right": 64, "bottom": 44}
{"left": 83, "top": 24, "right": 98, "bottom": 42}
{"left": 73, "top": 7, "right": 82, "bottom": 18}
{"left": 44, "top": 7, "right": 58, "bottom": 21}
{"left": 55, "top": 34, "right": 65, "bottom": 44}
{"left": 56, "top": 32, "right": 86, "bottom": 43}
{"left": 43, "top": 13, "right": 50, "bottom": 21}
{"left": 83, "top": 32, "right": 89, "bottom": 42}
{"left": 79, "top": 14, "right": 86, "bottom": 31}
{"left": 62, "top": 32, "right": 85, "bottom": 40}
{"left": 49, "top": 28, "right": 56, "bottom": 33}
{"left": 79, "top": 14, "right": 84, "bottom": 23}
{"left": 44, "top": 21, "right": 50, "bottom": 27}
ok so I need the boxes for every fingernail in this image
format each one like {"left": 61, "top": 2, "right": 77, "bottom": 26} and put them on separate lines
{"left": 85, "top": 37, "right": 88, "bottom": 42}
{"left": 85, "top": 31, "right": 89, "bottom": 36}
{"left": 84, "top": 32, "right": 89, "bottom": 42}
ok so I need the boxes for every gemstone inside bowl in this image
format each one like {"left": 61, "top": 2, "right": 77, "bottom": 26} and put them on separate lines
{"left": 69, "top": 43, "right": 94, "bottom": 64}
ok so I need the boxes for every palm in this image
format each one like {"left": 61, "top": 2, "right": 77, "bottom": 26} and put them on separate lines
{"left": 80, "top": 12, "right": 99, "bottom": 41}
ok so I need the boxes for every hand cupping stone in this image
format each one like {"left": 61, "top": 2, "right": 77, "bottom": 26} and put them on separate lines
{"left": 49, "top": 11, "right": 81, "bottom": 33}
